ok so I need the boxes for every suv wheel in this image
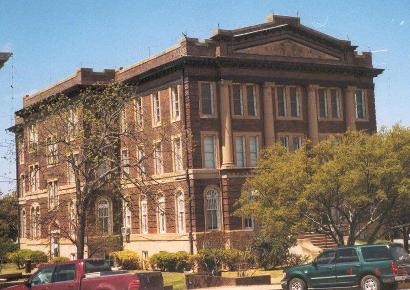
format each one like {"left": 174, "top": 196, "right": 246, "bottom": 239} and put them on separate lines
{"left": 361, "top": 275, "right": 380, "bottom": 290}
{"left": 289, "top": 278, "right": 306, "bottom": 290}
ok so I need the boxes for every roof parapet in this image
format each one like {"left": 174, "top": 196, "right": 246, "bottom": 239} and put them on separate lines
{"left": 266, "top": 14, "right": 301, "bottom": 26}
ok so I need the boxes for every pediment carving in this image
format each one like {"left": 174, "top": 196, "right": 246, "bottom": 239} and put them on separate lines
{"left": 235, "top": 39, "right": 339, "bottom": 60}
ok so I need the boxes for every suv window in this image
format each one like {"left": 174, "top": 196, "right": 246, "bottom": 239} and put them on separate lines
{"left": 31, "top": 266, "right": 55, "bottom": 285}
{"left": 53, "top": 263, "right": 76, "bottom": 282}
{"left": 390, "top": 245, "right": 410, "bottom": 262}
{"left": 336, "top": 248, "right": 359, "bottom": 263}
{"left": 85, "top": 260, "right": 111, "bottom": 274}
{"left": 316, "top": 250, "right": 336, "bottom": 265}
{"left": 361, "top": 246, "right": 390, "bottom": 262}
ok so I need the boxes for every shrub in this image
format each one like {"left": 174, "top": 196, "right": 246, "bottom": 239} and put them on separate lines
{"left": 51, "top": 256, "right": 70, "bottom": 263}
{"left": 149, "top": 251, "right": 192, "bottom": 272}
{"left": 195, "top": 248, "right": 226, "bottom": 275}
{"left": 110, "top": 250, "right": 140, "bottom": 270}
{"left": 7, "top": 249, "right": 47, "bottom": 269}
{"left": 283, "top": 254, "right": 310, "bottom": 268}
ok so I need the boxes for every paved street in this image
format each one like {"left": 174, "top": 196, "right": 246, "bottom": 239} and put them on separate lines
{"left": 195, "top": 284, "right": 282, "bottom": 290}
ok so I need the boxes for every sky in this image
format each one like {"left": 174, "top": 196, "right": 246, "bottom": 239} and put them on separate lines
{"left": 0, "top": 0, "right": 409, "bottom": 194}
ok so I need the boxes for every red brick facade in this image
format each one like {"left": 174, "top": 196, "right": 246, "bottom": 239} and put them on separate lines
{"left": 11, "top": 15, "right": 382, "bottom": 258}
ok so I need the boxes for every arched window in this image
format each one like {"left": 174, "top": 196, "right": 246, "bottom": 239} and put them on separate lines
{"left": 205, "top": 188, "right": 221, "bottom": 231}
{"left": 140, "top": 196, "right": 148, "bottom": 234}
{"left": 97, "top": 199, "right": 110, "bottom": 234}
{"left": 157, "top": 195, "right": 166, "bottom": 234}
{"left": 21, "top": 209, "right": 26, "bottom": 239}
{"left": 68, "top": 200, "right": 76, "bottom": 238}
{"left": 176, "top": 191, "right": 185, "bottom": 234}
{"left": 30, "top": 205, "right": 40, "bottom": 239}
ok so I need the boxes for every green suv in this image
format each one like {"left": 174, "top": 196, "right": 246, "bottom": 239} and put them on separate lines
{"left": 281, "top": 243, "right": 410, "bottom": 290}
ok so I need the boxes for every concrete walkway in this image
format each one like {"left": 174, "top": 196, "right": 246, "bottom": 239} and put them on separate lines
{"left": 194, "top": 284, "right": 282, "bottom": 290}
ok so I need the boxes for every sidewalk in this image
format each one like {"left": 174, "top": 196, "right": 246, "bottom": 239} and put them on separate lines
{"left": 194, "top": 284, "right": 282, "bottom": 290}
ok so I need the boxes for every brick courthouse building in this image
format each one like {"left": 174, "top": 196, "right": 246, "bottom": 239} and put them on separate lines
{"left": 10, "top": 15, "right": 382, "bottom": 259}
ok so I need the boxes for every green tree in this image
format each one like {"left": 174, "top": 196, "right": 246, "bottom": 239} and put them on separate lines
{"left": 0, "top": 193, "right": 18, "bottom": 241}
{"left": 238, "top": 128, "right": 410, "bottom": 247}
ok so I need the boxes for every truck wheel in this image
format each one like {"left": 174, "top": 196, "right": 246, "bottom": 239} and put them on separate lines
{"left": 288, "top": 278, "right": 306, "bottom": 290}
{"left": 360, "top": 275, "right": 381, "bottom": 290}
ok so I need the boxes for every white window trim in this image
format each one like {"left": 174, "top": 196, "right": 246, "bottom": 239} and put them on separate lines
{"left": 153, "top": 141, "right": 163, "bottom": 176}
{"left": 199, "top": 82, "right": 217, "bottom": 118}
{"left": 47, "top": 179, "right": 59, "bottom": 210}
{"left": 134, "top": 97, "right": 144, "bottom": 130}
{"left": 204, "top": 186, "right": 222, "bottom": 232}
{"left": 172, "top": 135, "right": 183, "bottom": 172}
{"left": 151, "top": 92, "right": 161, "bottom": 127}
{"left": 176, "top": 191, "right": 185, "bottom": 234}
{"left": 170, "top": 86, "right": 181, "bottom": 122}
{"left": 201, "top": 132, "right": 219, "bottom": 169}
{"left": 140, "top": 196, "right": 148, "bottom": 234}
{"left": 157, "top": 194, "right": 166, "bottom": 234}
{"left": 354, "top": 89, "right": 368, "bottom": 120}
{"left": 96, "top": 198, "right": 112, "bottom": 235}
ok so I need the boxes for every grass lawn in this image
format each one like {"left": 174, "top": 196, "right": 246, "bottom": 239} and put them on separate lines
{"left": 0, "top": 264, "right": 22, "bottom": 275}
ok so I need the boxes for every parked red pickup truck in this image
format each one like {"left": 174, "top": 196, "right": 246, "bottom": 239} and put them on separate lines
{"left": 5, "top": 259, "right": 141, "bottom": 290}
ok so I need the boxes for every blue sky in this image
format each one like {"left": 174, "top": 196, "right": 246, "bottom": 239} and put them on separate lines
{"left": 0, "top": 0, "right": 409, "bottom": 193}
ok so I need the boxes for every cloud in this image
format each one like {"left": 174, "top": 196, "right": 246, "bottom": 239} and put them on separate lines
{"left": 400, "top": 20, "right": 405, "bottom": 26}
{"left": 370, "top": 49, "right": 389, "bottom": 53}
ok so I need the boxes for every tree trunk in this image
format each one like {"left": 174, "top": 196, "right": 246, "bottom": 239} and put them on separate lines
{"left": 403, "top": 226, "right": 409, "bottom": 253}
{"left": 76, "top": 204, "right": 87, "bottom": 259}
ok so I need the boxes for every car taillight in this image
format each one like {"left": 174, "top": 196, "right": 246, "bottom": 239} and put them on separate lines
{"left": 391, "top": 261, "right": 399, "bottom": 276}
{"left": 128, "top": 279, "right": 141, "bottom": 290}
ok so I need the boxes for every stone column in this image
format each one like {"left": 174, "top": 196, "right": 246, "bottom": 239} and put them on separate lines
{"left": 307, "top": 85, "right": 319, "bottom": 145}
{"left": 263, "top": 82, "right": 275, "bottom": 147}
{"left": 345, "top": 86, "right": 357, "bottom": 131}
{"left": 220, "top": 80, "right": 234, "bottom": 168}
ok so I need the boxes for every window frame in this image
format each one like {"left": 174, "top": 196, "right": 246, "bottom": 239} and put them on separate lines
{"left": 134, "top": 97, "right": 144, "bottom": 130}
{"left": 354, "top": 89, "right": 368, "bottom": 121}
{"left": 140, "top": 196, "right": 148, "bottom": 234}
{"left": 157, "top": 194, "right": 166, "bottom": 234}
{"left": 201, "top": 132, "right": 219, "bottom": 169}
{"left": 204, "top": 187, "right": 222, "bottom": 232}
{"left": 47, "top": 179, "right": 58, "bottom": 210}
{"left": 317, "top": 87, "right": 343, "bottom": 120}
{"left": 30, "top": 204, "right": 41, "bottom": 240}
{"left": 121, "top": 148, "right": 130, "bottom": 179}
{"left": 278, "top": 133, "right": 304, "bottom": 152}
{"left": 153, "top": 141, "right": 163, "bottom": 176}
{"left": 199, "top": 82, "right": 217, "bottom": 118}
{"left": 234, "top": 135, "right": 246, "bottom": 168}
{"left": 170, "top": 86, "right": 181, "bottom": 122}
{"left": 172, "top": 136, "right": 183, "bottom": 172}
{"left": 176, "top": 191, "right": 185, "bottom": 234}
{"left": 151, "top": 92, "right": 161, "bottom": 127}
{"left": 96, "top": 198, "right": 112, "bottom": 235}
{"left": 231, "top": 83, "right": 260, "bottom": 119}
{"left": 29, "top": 163, "right": 40, "bottom": 193}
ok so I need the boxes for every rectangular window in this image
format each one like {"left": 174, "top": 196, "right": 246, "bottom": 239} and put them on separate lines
{"left": 355, "top": 90, "right": 366, "bottom": 119}
{"left": 277, "top": 87, "right": 286, "bottom": 117}
{"left": 246, "top": 85, "right": 257, "bottom": 116}
{"left": 135, "top": 98, "right": 143, "bottom": 129}
{"left": 235, "top": 136, "right": 246, "bottom": 167}
{"left": 171, "top": 86, "right": 180, "bottom": 121}
{"left": 330, "top": 89, "right": 341, "bottom": 119}
{"left": 173, "top": 137, "right": 183, "bottom": 172}
{"left": 20, "top": 174, "right": 26, "bottom": 197}
{"left": 67, "top": 153, "right": 79, "bottom": 185}
{"left": 18, "top": 140, "right": 24, "bottom": 165}
{"left": 203, "top": 135, "right": 216, "bottom": 168}
{"left": 124, "top": 202, "right": 131, "bottom": 229}
{"left": 141, "top": 199, "right": 148, "bottom": 234}
{"left": 29, "top": 164, "right": 39, "bottom": 192}
{"left": 201, "top": 82, "right": 214, "bottom": 115}
{"left": 249, "top": 136, "right": 259, "bottom": 167}
{"left": 232, "top": 84, "right": 243, "bottom": 116}
{"left": 290, "top": 87, "right": 300, "bottom": 117}
{"left": 154, "top": 142, "right": 163, "bottom": 175}
{"left": 68, "top": 109, "right": 79, "bottom": 140}
{"left": 292, "top": 136, "right": 302, "bottom": 151}
{"left": 279, "top": 136, "right": 289, "bottom": 149}
{"left": 152, "top": 92, "right": 161, "bottom": 126}
{"left": 47, "top": 136, "right": 58, "bottom": 165}
{"left": 121, "top": 149, "right": 129, "bottom": 178}
{"left": 158, "top": 197, "right": 166, "bottom": 234}
{"left": 136, "top": 146, "right": 146, "bottom": 175}
{"left": 318, "top": 89, "right": 328, "bottom": 118}
{"left": 28, "top": 124, "right": 38, "bottom": 150}
{"left": 48, "top": 180, "right": 58, "bottom": 209}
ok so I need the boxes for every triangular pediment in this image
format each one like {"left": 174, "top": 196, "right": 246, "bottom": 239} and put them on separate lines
{"left": 235, "top": 39, "right": 340, "bottom": 60}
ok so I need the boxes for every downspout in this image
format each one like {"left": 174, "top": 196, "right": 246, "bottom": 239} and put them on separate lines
{"left": 181, "top": 65, "right": 194, "bottom": 254}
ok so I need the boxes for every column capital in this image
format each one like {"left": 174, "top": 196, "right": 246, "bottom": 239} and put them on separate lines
{"left": 308, "top": 84, "right": 320, "bottom": 89}
{"left": 219, "top": 79, "right": 232, "bottom": 86}
{"left": 263, "top": 81, "right": 275, "bottom": 88}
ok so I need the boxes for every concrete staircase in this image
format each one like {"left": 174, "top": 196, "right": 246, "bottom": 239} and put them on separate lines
{"left": 299, "top": 233, "right": 337, "bottom": 249}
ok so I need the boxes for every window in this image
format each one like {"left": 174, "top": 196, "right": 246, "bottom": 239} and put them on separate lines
{"left": 30, "top": 205, "right": 40, "bottom": 239}
{"left": 31, "top": 266, "right": 55, "bottom": 285}
{"left": 121, "top": 149, "right": 129, "bottom": 178}
{"left": 171, "top": 86, "right": 180, "bottom": 121}
{"left": 355, "top": 90, "right": 366, "bottom": 119}
{"left": 18, "top": 140, "right": 24, "bottom": 165}
{"left": 158, "top": 195, "right": 166, "bottom": 234}
{"left": 47, "top": 180, "right": 58, "bottom": 209}
{"left": 69, "top": 200, "right": 76, "bottom": 238}
{"left": 29, "top": 164, "right": 39, "bottom": 192}
{"left": 279, "top": 136, "right": 289, "bottom": 149}
{"left": 97, "top": 199, "right": 110, "bottom": 234}
{"left": 232, "top": 84, "right": 243, "bottom": 116}
{"left": 361, "top": 246, "right": 390, "bottom": 262}
{"left": 279, "top": 135, "right": 303, "bottom": 152}
{"left": 249, "top": 136, "right": 259, "bottom": 167}
{"left": 136, "top": 146, "right": 146, "bottom": 175}
{"left": 21, "top": 209, "right": 26, "bottom": 238}
{"left": 53, "top": 263, "right": 76, "bottom": 282}
{"left": 235, "top": 136, "right": 246, "bottom": 167}
{"left": 200, "top": 82, "right": 214, "bottom": 116}
{"left": 205, "top": 189, "right": 220, "bottom": 231}
{"left": 135, "top": 97, "right": 143, "bottom": 129}
{"left": 336, "top": 248, "right": 359, "bottom": 263}
{"left": 316, "top": 250, "right": 336, "bottom": 265}
{"left": 124, "top": 202, "right": 131, "bottom": 230}
{"left": 277, "top": 87, "right": 286, "bottom": 117}
{"left": 243, "top": 192, "right": 255, "bottom": 229}
{"left": 154, "top": 142, "right": 163, "bottom": 175}
{"left": 152, "top": 92, "right": 161, "bottom": 126}
{"left": 173, "top": 137, "right": 183, "bottom": 172}
{"left": 318, "top": 89, "right": 328, "bottom": 118}
{"left": 289, "top": 87, "right": 300, "bottom": 117}
{"left": 67, "top": 153, "right": 79, "bottom": 185}
{"left": 246, "top": 85, "right": 257, "bottom": 116}
{"left": 292, "top": 136, "right": 302, "bottom": 151}
{"left": 46, "top": 136, "right": 58, "bottom": 165}
{"left": 120, "top": 107, "right": 127, "bottom": 132}
{"left": 176, "top": 192, "right": 185, "bottom": 233}
{"left": 28, "top": 124, "right": 38, "bottom": 150}
{"left": 68, "top": 109, "right": 79, "bottom": 140}
{"left": 330, "top": 89, "right": 341, "bottom": 119}
{"left": 20, "top": 174, "right": 26, "bottom": 197}
{"left": 141, "top": 196, "right": 148, "bottom": 234}
{"left": 203, "top": 135, "right": 216, "bottom": 168}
